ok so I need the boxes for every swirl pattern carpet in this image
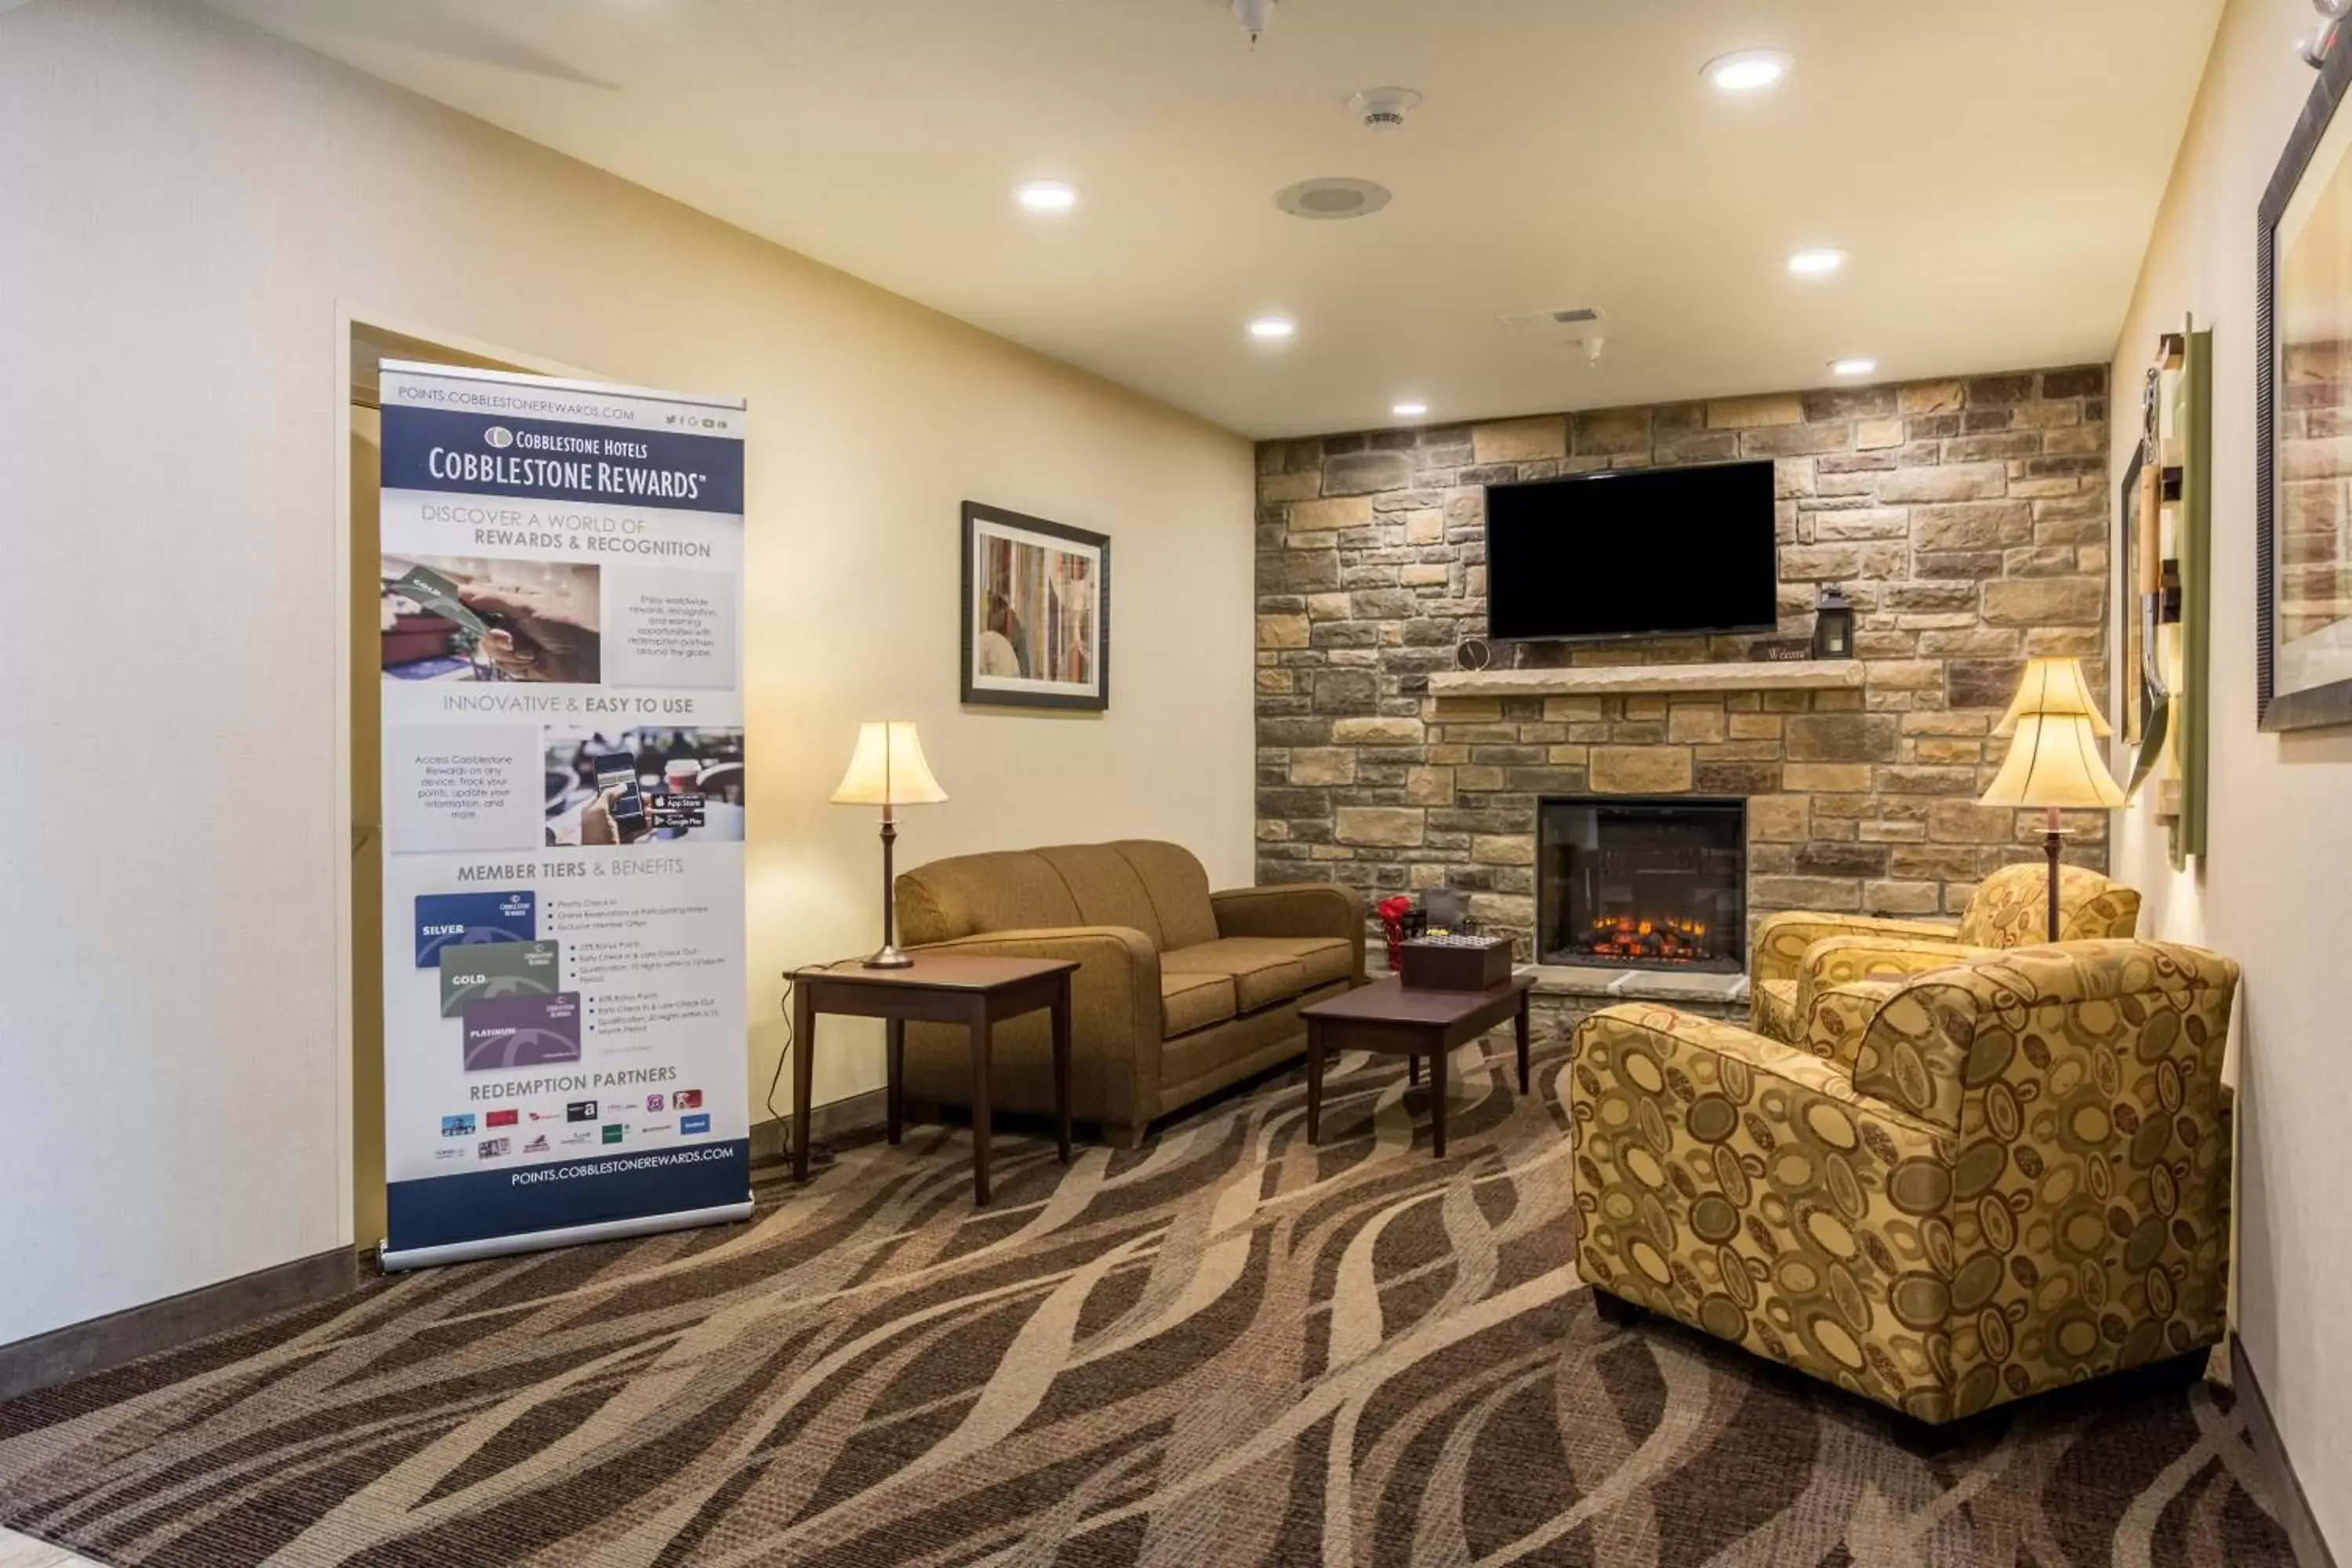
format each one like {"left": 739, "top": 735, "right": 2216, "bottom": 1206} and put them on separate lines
{"left": 0, "top": 1035, "right": 2296, "bottom": 1566}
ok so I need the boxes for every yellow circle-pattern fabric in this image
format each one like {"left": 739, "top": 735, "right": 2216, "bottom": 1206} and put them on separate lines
{"left": 1570, "top": 938, "right": 2237, "bottom": 1425}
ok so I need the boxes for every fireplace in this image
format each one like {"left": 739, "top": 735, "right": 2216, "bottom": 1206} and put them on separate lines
{"left": 1537, "top": 797, "right": 1746, "bottom": 973}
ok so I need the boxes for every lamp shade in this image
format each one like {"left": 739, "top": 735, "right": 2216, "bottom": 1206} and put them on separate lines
{"left": 1991, "top": 655, "right": 2112, "bottom": 739}
{"left": 1978, "top": 713, "right": 2126, "bottom": 810}
{"left": 829, "top": 721, "right": 948, "bottom": 806}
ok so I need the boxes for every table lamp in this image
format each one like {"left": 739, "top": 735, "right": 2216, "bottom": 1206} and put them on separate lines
{"left": 830, "top": 721, "right": 947, "bottom": 967}
{"left": 1979, "top": 656, "right": 2123, "bottom": 942}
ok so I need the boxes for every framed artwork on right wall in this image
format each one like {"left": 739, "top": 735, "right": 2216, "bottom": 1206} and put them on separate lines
{"left": 2259, "top": 32, "right": 2352, "bottom": 731}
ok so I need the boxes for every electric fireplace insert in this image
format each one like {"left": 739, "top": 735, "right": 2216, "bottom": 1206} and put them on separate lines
{"left": 1537, "top": 797, "right": 1745, "bottom": 973}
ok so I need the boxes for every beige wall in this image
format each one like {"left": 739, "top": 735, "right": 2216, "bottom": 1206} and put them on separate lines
{"left": 0, "top": 0, "right": 1255, "bottom": 1345}
{"left": 2109, "top": 0, "right": 2352, "bottom": 1538}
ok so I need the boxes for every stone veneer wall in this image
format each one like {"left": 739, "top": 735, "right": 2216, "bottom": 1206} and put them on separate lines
{"left": 1254, "top": 366, "right": 2111, "bottom": 959}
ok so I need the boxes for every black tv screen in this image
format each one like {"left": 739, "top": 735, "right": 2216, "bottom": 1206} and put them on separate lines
{"left": 1484, "top": 460, "right": 1779, "bottom": 641}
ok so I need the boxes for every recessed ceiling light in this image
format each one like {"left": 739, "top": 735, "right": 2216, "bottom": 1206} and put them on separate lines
{"left": 1392, "top": 401, "right": 1428, "bottom": 418}
{"left": 1247, "top": 314, "right": 1298, "bottom": 341}
{"left": 1787, "top": 247, "right": 1847, "bottom": 276}
{"left": 1829, "top": 358, "right": 1878, "bottom": 377}
{"left": 1013, "top": 180, "right": 1079, "bottom": 213}
{"left": 1704, "top": 49, "right": 1792, "bottom": 93}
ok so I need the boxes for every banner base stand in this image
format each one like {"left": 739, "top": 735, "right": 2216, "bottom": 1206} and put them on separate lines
{"left": 378, "top": 1197, "right": 755, "bottom": 1273}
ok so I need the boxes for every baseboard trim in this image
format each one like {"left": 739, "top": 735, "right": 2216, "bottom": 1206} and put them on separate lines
{"left": 0, "top": 1246, "right": 357, "bottom": 1403}
{"left": 2233, "top": 1334, "right": 2340, "bottom": 1568}
{"left": 750, "top": 1087, "right": 888, "bottom": 1163}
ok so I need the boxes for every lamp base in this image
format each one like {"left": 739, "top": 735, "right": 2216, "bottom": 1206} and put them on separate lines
{"left": 862, "top": 943, "right": 916, "bottom": 970}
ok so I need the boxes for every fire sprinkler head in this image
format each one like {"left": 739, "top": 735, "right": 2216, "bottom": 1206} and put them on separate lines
{"left": 1234, "top": 0, "right": 1273, "bottom": 45}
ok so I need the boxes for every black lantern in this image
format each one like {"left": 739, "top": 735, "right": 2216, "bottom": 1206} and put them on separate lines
{"left": 1811, "top": 584, "right": 1855, "bottom": 659}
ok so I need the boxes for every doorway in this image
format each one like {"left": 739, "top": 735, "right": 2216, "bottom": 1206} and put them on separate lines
{"left": 347, "top": 325, "right": 535, "bottom": 1246}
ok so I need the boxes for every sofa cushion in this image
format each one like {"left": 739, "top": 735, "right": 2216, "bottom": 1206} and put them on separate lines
{"left": 895, "top": 850, "right": 1081, "bottom": 945}
{"left": 1036, "top": 844, "right": 1167, "bottom": 948}
{"left": 1160, "top": 970, "right": 1236, "bottom": 1038}
{"left": 1163, "top": 937, "right": 1311, "bottom": 1012}
{"left": 1109, "top": 840, "right": 1220, "bottom": 950}
{"left": 1266, "top": 935, "right": 1356, "bottom": 989}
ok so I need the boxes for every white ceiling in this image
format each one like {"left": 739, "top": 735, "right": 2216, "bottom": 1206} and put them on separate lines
{"left": 208, "top": 0, "right": 2223, "bottom": 438}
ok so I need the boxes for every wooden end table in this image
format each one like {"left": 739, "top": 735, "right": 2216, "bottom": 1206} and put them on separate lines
{"left": 789, "top": 953, "right": 1077, "bottom": 1204}
{"left": 1298, "top": 972, "right": 1535, "bottom": 1158}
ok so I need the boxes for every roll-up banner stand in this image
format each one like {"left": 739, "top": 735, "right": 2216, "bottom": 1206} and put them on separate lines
{"left": 375, "top": 361, "right": 750, "bottom": 1271}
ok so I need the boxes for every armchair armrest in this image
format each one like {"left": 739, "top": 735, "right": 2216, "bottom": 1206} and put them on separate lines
{"left": 906, "top": 925, "right": 1162, "bottom": 1123}
{"left": 1795, "top": 978, "right": 1901, "bottom": 1068}
{"left": 1751, "top": 911, "right": 1962, "bottom": 987}
{"left": 1211, "top": 883, "right": 1366, "bottom": 980}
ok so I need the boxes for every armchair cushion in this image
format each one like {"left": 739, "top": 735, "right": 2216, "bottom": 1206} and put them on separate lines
{"left": 1952, "top": 862, "right": 2141, "bottom": 948}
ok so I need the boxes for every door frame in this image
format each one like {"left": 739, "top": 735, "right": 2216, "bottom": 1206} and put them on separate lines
{"left": 332, "top": 304, "right": 597, "bottom": 1247}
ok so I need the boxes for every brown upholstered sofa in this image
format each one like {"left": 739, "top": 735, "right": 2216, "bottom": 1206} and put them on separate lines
{"left": 893, "top": 840, "right": 1364, "bottom": 1145}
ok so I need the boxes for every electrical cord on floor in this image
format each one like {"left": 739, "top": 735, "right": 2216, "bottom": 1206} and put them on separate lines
{"left": 769, "top": 976, "right": 836, "bottom": 1168}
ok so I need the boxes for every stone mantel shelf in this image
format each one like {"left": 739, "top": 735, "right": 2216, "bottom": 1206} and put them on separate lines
{"left": 1428, "top": 659, "right": 1865, "bottom": 699}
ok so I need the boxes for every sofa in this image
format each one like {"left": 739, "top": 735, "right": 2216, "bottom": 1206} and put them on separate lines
{"left": 893, "top": 840, "right": 1364, "bottom": 1145}
{"left": 1748, "top": 862, "right": 2141, "bottom": 1044}
{"left": 1569, "top": 938, "right": 2238, "bottom": 1425}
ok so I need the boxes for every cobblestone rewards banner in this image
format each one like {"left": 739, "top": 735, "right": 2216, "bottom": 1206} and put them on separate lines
{"left": 376, "top": 361, "right": 750, "bottom": 1269}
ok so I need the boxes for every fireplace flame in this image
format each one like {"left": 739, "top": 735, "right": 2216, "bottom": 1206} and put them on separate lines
{"left": 1580, "top": 913, "right": 1714, "bottom": 965}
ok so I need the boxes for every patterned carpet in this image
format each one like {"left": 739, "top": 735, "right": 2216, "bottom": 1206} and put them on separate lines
{"left": 0, "top": 1035, "right": 2298, "bottom": 1567}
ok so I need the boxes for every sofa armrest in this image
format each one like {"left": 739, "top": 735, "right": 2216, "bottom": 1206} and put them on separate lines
{"left": 1211, "top": 883, "right": 1366, "bottom": 980}
{"left": 905, "top": 925, "right": 1162, "bottom": 1123}
{"left": 1751, "top": 911, "right": 1962, "bottom": 988}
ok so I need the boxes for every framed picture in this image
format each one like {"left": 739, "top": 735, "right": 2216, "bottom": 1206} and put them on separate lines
{"left": 960, "top": 502, "right": 1110, "bottom": 711}
{"left": 2259, "top": 38, "right": 2352, "bottom": 731}
{"left": 2118, "top": 440, "right": 2147, "bottom": 746}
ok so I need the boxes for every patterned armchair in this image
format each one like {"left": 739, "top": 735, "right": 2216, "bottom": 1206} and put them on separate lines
{"left": 1568, "top": 939, "right": 2238, "bottom": 1425}
{"left": 1748, "top": 862, "right": 2141, "bottom": 1044}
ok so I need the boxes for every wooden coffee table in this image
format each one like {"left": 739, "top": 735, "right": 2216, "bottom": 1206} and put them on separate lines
{"left": 1298, "top": 972, "right": 1535, "bottom": 1157}
{"left": 789, "top": 953, "right": 1077, "bottom": 1204}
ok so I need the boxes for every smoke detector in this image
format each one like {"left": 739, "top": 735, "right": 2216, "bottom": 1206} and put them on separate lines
{"left": 1348, "top": 86, "right": 1422, "bottom": 132}
{"left": 1275, "top": 177, "right": 1392, "bottom": 220}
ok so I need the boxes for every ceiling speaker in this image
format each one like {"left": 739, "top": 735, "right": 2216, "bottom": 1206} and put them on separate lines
{"left": 1274, "top": 178, "right": 1392, "bottom": 220}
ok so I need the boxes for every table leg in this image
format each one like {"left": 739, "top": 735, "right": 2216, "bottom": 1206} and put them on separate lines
{"left": 969, "top": 1000, "right": 993, "bottom": 1206}
{"left": 885, "top": 1018, "right": 905, "bottom": 1145}
{"left": 1305, "top": 1018, "right": 1323, "bottom": 1145}
{"left": 1432, "top": 1040, "right": 1448, "bottom": 1159}
{"left": 1515, "top": 991, "right": 1530, "bottom": 1094}
{"left": 1051, "top": 978, "right": 1073, "bottom": 1165}
{"left": 1408, "top": 1054, "right": 1419, "bottom": 1087}
{"left": 792, "top": 985, "right": 816, "bottom": 1183}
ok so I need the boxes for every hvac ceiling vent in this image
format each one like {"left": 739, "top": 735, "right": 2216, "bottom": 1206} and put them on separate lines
{"left": 1501, "top": 306, "right": 1606, "bottom": 333}
{"left": 1275, "top": 177, "right": 1392, "bottom": 220}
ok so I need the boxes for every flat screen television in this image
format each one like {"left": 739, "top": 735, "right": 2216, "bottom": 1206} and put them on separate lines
{"left": 1484, "top": 459, "right": 1779, "bottom": 641}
